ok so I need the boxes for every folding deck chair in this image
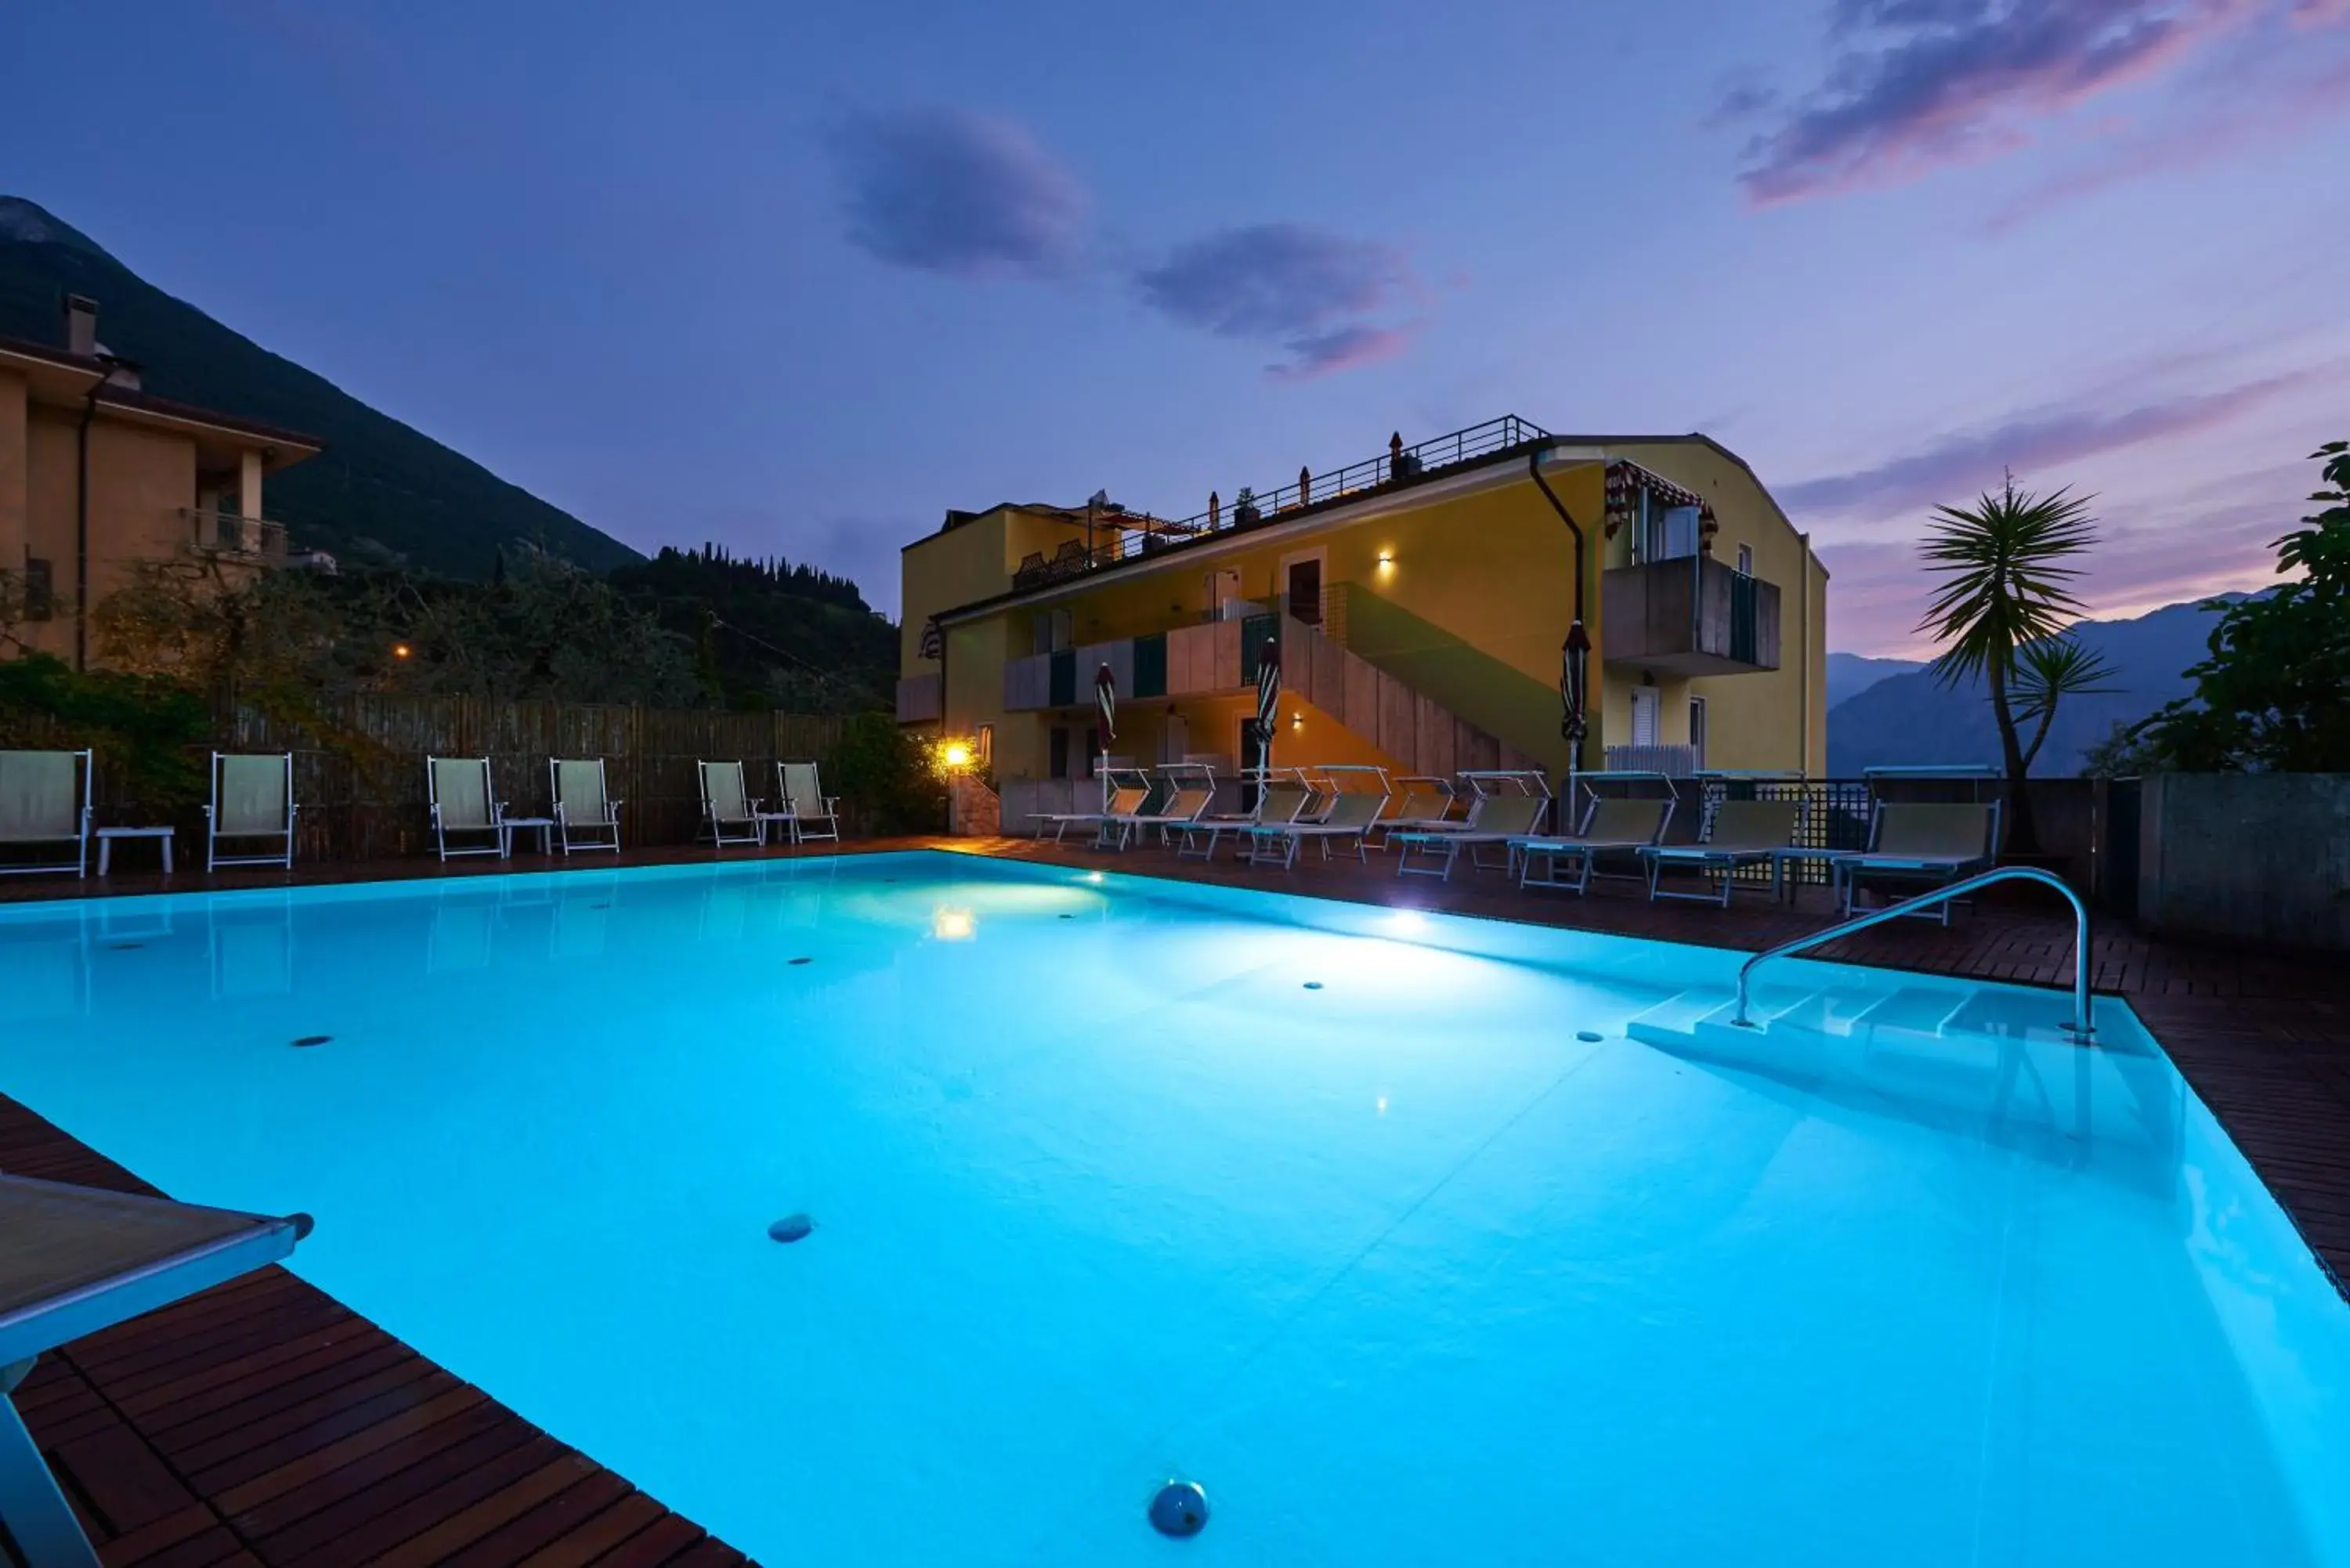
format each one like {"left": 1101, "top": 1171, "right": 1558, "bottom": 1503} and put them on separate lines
{"left": 0, "top": 1174, "right": 312, "bottom": 1568}
{"left": 1105, "top": 763, "right": 1217, "bottom": 850}
{"left": 1032, "top": 768, "right": 1152, "bottom": 847}
{"left": 204, "top": 752, "right": 296, "bottom": 871}
{"left": 777, "top": 761, "right": 841, "bottom": 844}
{"left": 1177, "top": 775, "right": 1314, "bottom": 860}
{"left": 0, "top": 750, "right": 92, "bottom": 879}
{"left": 1516, "top": 797, "right": 1676, "bottom": 894}
{"left": 551, "top": 757, "right": 624, "bottom": 854}
{"left": 427, "top": 756, "right": 507, "bottom": 862}
{"left": 696, "top": 761, "right": 766, "bottom": 849}
{"left": 1372, "top": 775, "right": 1460, "bottom": 847}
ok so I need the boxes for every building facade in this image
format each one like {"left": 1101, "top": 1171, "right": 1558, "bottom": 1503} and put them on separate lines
{"left": 898, "top": 417, "right": 1828, "bottom": 792}
{"left": 0, "top": 295, "right": 320, "bottom": 669}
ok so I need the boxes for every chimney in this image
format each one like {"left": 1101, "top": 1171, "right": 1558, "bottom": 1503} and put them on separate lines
{"left": 63, "top": 294, "right": 98, "bottom": 358}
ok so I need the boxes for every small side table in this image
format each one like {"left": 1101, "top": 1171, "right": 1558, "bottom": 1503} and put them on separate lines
{"left": 96, "top": 826, "right": 175, "bottom": 876}
{"left": 502, "top": 816, "right": 556, "bottom": 856}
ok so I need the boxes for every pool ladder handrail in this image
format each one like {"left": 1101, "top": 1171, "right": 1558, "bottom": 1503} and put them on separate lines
{"left": 1730, "top": 865, "right": 2094, "bottom": 1042}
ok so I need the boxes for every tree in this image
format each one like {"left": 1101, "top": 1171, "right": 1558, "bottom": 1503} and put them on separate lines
{"left": 1915, "top": 475, "right": 2113, "bottom": 851}
{"left": 2128, "top": 441, "right": 2350, "bottom": 771}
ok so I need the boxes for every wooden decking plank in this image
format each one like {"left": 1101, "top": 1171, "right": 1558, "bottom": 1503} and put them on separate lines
{"left": 209, "top": 1387, "right": 490, "bottom": 1518}
{"left": 575, "top": 1512, "right": 707, "bottom": 1568}
{"left": 49, "top": 1424, "right": 196, "bottom": 1537}
{"left": 512, "top": 1490, "right": 668, "bottom": 1568}
{"left": 436, "top": 1472, "right": 634, "bottom": 1568}
{"left": 244, "top": 1421, "right": 550, "bottom": 1563}
{"left": 351, "top": 1453, "right": 598, "bottom": 1568}
{"left": 179, "top": 1367, "right": 458, "bottom": 1493}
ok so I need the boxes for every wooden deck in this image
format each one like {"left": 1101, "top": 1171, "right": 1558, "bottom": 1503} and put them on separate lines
{"left": 3, "top": 832, "right": 2345, "bottom": 1563}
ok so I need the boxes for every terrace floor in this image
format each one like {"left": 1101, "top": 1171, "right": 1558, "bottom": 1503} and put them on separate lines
{"left": 3, "top": 832, "right": 2345, "bottom": 1566}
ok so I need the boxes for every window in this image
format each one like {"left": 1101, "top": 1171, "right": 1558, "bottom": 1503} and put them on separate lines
{"left": 23, "top": 558, "right": 53, "bottom": 621}
{"left": 1630, "top": 687, "right": 1661, "bottom": 747}
{"left": 975, "top": 724, "right": 993, "bottom": 768}
{"left": 1636, "top": 493, "right": 1700, "bottom": 563}
{"left": 1735, "top": 543, "right": 1754, "bottom": 577}
{"left": 1688, "top": 696, "right": 1708, "bottom": 771}
{"left": 1049, "top": 726, "right": 1071, "bottom": 779}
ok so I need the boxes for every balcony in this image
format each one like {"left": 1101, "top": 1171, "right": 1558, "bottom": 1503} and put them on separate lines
{"left": 1003, "top": 614, "right": 1282, "bottom": 711}
{"left": 1601, "top": 554, "right": 1780, "bottom": 674}
{"left": 183, "top": 508, "right": 287, "bottom": 564}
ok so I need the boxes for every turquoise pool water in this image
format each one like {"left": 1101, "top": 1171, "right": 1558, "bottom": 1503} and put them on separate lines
{"left": 2, "top": 851, "right": 2345, "bottom": 1566}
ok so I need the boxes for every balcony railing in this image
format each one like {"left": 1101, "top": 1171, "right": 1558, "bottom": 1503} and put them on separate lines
{"left": 1009, "top": 414, "right": 1551, "bottom": 593}
{"left": 183, "top": 508, "right": 287, "bottom": 563}
{"left": 1601, "top": 555, "right": 1780, "bottom": 674}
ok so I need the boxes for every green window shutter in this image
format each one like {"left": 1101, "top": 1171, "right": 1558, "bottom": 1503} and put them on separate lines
{"left": 1133, "top": 633, "right": 1167, "bottom": 699}
{"left": 1049, "top": 649, "right": 1076, "bottom": 707}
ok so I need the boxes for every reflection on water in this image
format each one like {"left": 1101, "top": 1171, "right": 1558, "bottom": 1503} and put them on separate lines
{"left": 211, "top": 894, "right": 296, "bottom": 998}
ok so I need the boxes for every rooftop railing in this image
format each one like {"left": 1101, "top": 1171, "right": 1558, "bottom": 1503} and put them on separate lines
{"left": 1010, "top": 414, "right": 1551, "bottom": 593}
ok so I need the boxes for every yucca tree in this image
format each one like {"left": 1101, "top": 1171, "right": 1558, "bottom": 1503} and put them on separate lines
{"left": 1916, "top": 476, "right": 2112, "bottom": 852}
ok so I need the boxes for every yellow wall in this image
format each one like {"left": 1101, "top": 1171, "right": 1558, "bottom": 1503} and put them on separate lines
{"left": 902, "top": 439, "right": 1828, "bottom": 782}
{"left": 1603, "top": 440, "right": 1828, "bottom": 775}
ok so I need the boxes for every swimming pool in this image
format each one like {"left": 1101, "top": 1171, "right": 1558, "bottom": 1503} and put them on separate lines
{"left": 2, "top": 851, "right": 2344, "bottom": 1565}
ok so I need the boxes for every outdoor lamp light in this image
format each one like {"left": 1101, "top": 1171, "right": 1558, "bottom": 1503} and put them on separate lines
{"left": 940, "top": 739, "right": 974, "bottom": 771}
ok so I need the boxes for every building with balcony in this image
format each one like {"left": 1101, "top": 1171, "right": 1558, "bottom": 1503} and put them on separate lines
{"left": 898, "top": 417, "right": 1827, "bottom": 793}
{"left": 1, "top": 295, "right": 320, "bottom": 669}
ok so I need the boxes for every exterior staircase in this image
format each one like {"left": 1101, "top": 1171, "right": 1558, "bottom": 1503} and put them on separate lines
{"left": 1277, "top": 612, "right": 1546, "bottom": 779}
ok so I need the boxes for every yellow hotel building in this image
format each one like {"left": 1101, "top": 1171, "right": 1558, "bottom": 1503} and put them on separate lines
{"left": 897, "top": 417, "right": 1827, "bottom": 807}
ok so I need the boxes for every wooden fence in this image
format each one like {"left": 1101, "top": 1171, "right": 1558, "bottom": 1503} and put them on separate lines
{"left": 56, "top": 697, "right": 846, "bottom": 865}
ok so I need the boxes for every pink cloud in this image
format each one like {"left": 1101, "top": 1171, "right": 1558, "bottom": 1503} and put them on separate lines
{"left": 1732, "top": 0, "right": 2289, "bottom": 204}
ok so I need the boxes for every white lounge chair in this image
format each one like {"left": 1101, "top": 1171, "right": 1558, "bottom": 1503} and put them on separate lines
{"left": 1177, "top": 777, "right": 1314, "bottom": 861}
{"left": 1834, "top": 801, "right": 2002, "bottom": 923}
{"left": 1516, "top": 797, "right": 1676, "bottom": 894}
{"left": 1390, "top": 791, "right": 1550, "bottom": 880}
{"left": 551, "top": 757, "right": 623, "bottom": 854}
{"left": 1373, "top": 775, "right": 1460, "bottom": 847}
{"left": 697, "top": 760, "right": 765, "bottom": 849}
{"left": 1104, "top": 764, "right": 1217, "bottom": 851}
{"left": 427, "top": 756, "right": 508, "bottom": 862}
{"left": 1032, "top": 768, "right": 1152, "bottom": 846}
{"left": 0, "top": 1174, "right": 313, "bottom": 1568}
{"left": 778, "top": 761, "right": 841, "bottom": 844}
{"left": 204, "top": 751, "right": 296, "bottom": 871}
{"left": 1640, "top": 797, "right": 1802, "bottom": 905}
{"left": 0, "top": 750, "right": 92, "bottom": 879}
{"left": 1242, "top": 765, "right": 1391, "bottom": 867}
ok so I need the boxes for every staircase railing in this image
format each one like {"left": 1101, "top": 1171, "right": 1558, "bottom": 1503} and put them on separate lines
{"left": 1731, "top": 865, "right": 2094, "bottom": 1042}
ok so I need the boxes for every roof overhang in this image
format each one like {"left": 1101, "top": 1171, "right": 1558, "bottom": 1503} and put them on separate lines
{"left": 0, "top": 339, "right": 322, "bottom": 465}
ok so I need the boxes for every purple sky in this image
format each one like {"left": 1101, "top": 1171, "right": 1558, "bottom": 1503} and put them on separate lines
{"left": 5, "top": 0, "right": 2345, "bottom": 652}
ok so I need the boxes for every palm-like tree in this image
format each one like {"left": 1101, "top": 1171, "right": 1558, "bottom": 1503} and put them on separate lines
{"left": 1916, "top": 476, "right": 2113, "bottom": 851}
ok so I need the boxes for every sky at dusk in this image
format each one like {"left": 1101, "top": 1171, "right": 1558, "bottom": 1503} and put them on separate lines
{"left": 3, "top": 0, "right": 2345, "bottom": 652}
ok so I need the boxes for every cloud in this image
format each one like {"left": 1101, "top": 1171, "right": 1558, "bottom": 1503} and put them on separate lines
{"left": 1133, "top": 222, "right": 1419, "bottom": 380}
{"left": 1780, "top": 371, "right": 2309, "bottom": 516}
{"left": 1730, "top": 0, "right": 2281, "bottom": 204}
{"left": 828, "top": 107, "right": 1087, "bottom": 280}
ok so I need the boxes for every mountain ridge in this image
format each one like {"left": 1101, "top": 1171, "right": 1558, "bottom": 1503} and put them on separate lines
{"left": 0, "top": 194, "right": 638, "bottom": 578}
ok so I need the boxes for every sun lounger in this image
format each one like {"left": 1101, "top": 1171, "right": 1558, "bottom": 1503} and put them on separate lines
{"left": 1639, "top": 797, "right": 1801, "bottom": 905}
{"left": 0, "top": 1174, "right": 311, "bottom": 1568}
{"left": 778, "top": 761, "right": 841, "bottom": 844}
{"left": 1833, "top": 801, "right": 2002, "bottom": 923}
{"left": 1032, "top": 768, "right": 1152, "bottom": 846}
{"left": 551, "top": 757, "right": 623, "bottom": 854}
{"left": 1389, "top": 791, "right": 1549, "bottom": 880}
{"left": 201, "top": 752, "right": 297, "bottom": 872}
{"left": 1242, "top": 766, "right": 1391, "bottom": 867}
{"left": 696, "top": 760, "right": 765, "bottom": 849}
{"left": 1104, "top": 766, "right": 1217, "bottom": 851}
{"left": 1177, "top": 779, "right": 1314, "bottom": 861}
{"left": 1372, "top": 775, "right": 1459, "bottom": 847}
{"left": 1515, "top": 797, "right": 1675, "bottom": 893}
{"left": 0, "top": 750, "right": 92, "bottom": 879}
{"left": 427, "top": 756, "right": 507, "bottom": 862}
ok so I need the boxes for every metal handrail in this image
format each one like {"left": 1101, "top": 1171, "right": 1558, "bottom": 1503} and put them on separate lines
{"left": 1732, "top": 865, "right": 2094, "bottom": 1042}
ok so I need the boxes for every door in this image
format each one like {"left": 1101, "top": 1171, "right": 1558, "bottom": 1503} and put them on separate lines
{"left": 1631, "top": 687, "right": 1661, "bottom": 748}
{"left": 1688, "top": 695, "right": 1708, "bottom": 771}
{"left": 1280, "top": 550, "right": 1325, "bottom": 626}
{"left": 1238, "top": 717, "right": 1265, "bottom": 811}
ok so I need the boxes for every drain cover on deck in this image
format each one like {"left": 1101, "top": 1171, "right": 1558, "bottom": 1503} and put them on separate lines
{"left": 1148, "top": 1480, "right": 1209, "bottom": 1537}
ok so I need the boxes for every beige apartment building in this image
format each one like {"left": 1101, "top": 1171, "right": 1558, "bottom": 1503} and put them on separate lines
{"left": 0, "top": 294, "right": 320, "bottom": 668}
